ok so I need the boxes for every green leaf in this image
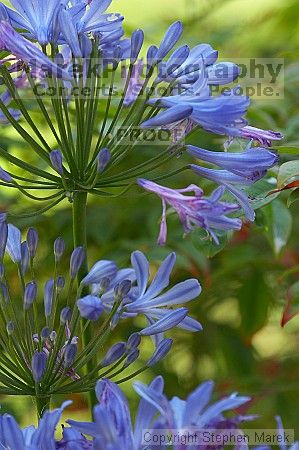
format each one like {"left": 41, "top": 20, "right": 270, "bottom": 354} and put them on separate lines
{"left": 244, "top": 179, "right": 279, "bottom": 210}
{"left": 238, "top": 269, "right": 272, "bottom": 339}
{"left": 264, "top": 199, "right": 292, "bottom": 255}
{"left": 287, "top": 188, "right": 299, "bottom": 207}
{"left": 277, "top": 161, "right": 299, "bottom": 188}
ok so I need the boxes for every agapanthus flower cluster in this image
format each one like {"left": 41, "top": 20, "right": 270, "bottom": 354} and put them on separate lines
{"left": 1, "top": 376, "right": 297, "bottom": 450}
{"left": 0, "top": 219, "right": 201, "bottom": 398}
{"left": 0, "top": 0, "right": 282, "bottom": 245}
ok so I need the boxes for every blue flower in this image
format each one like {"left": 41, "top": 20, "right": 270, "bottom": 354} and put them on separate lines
{"left": 99, "top": 250, "right": 202, "bottom": 335}
{"left": 133, "top": 377, "right": 254, "bottom": 446}
{"left": 0, "top": 400, "right": 72, "bottom": 449}
{"left": 138, "top": 179, "right": 242, "bottom": 245}
{"left": 187, "top": 145, "right": 278, "bottom": 178}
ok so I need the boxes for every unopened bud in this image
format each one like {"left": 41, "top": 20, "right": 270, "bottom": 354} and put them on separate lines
{"left": 64, "top": 343, "right": 77, "bottom": 367}
{"left": 54, "top": 237, "right": 65, "bottom": 262}
{"left": 50, "top": 150, "right": 63, "bottom": 175}
{"left": 70, "top": 247, "right": 85, "bottom": 279}
{"left": 24, "top": 281, "right": 37, "bottom": 310}
{"left": 26, "top": 227, "right": 38, "bottom": 258}
{"left": 97, "top": 148, "right": 111, "bottom": 173}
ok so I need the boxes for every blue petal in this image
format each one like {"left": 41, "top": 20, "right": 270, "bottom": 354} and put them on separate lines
{"left": 6, "top": 224, "right": 22, "bottom": 263}
{"left": 131, "top": 251, "right": 149, "bottom": 298}
{"left": 141, "top": 105, "right": 192, "bottom": 128}
{"left": 140, "top": 307, "right": 188, "bottom": 335}
{"left": 140, "top": 252, "right": 176, "bottom": 301}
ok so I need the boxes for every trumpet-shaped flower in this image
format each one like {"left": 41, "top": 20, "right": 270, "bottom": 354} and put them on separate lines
{"left": 138, "top": 179, "right": 242, "bottom": 245}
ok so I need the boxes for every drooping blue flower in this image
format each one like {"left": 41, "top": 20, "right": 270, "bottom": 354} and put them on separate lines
{"left": 144, "top": 92, "right": 250, "bottom": 137}
{"left": 138, "top": 179, "right": 242, "bottom": 245}
{"left": 187, "top": 145, "right": 278, "bottom": 178}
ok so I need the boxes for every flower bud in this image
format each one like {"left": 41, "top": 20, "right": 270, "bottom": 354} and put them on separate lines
{"left": 21, "top": 241, "right": 29, "bottom": 275}
{"left": 24, "top": 281, "right": 37, "bottom": 310}
{"left": 70, "top": 247, "right": 85, "bottom": 279}
{"left": 57, "top": 276, "right": 65, "bottom": 291}
{"left": 101, "top": 342, "right": 126, "bottom": 367}
{"left": 0, "top": 264, "right": 4, "bottom": 279}
{"left": 26, "top": 227, "right": 38, "bottom": 258}
{"left": 54, "top": 237, "right": 65, "bottom": 262}
{"left": 81, "top": 260, "right": 116, "bottom": 285}
{"left": 124, "top": 348, "right": 140, "bottom": 368}
{"left": 44, "top": 279, "right": 54, "bottom": 317}
{"left": 41, "top": 326, "right": 51, "bottom": 339}
{"left": 147, "top": 338, "right": 173, "bottom": 367}
{"left": 0, "top": 167, "right": 12, "bottom": 183}
{"left": 127, "top": 332, "right": 141, "bottom": 350}
{"left": 50, "top": 150, "right": 63, "bottom": 175}
{"left": 64, "top": 343, "right": 77, "bottom": 368}
{"left": 31, "top": 351, "right": 47, "bottom": 382}
{"left": 97, "top": 148, "right": 111, "bottom": 173}
{"left": 130, "top": 29, "right": 144, "bottom": 64}
{"left": 60, "top": 306, "right": 72, "bottom": 324}
{"left": 77, "top": 295, "right": 104, "bottom": 321}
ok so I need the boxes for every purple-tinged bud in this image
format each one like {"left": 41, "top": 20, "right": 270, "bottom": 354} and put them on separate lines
{"left": 147, "top": 338, "right": 173, "bottom": 367}
{"left": 127, "top": 333, "right": 141, "bottom": 350}
{"left": 60, "top": 306, "right": 72, "bottom": 324}
{"left": 21, "top": 241, "right": 29, "bottom": 275}
{"left": 0, "top": 221, "right": 7, "bottom": 260}
{"left": 124, "top": 348, "right": 140, "bottom": 368}
{"left": 6, "top": 321, "right": 14, "bottom": 335}
{"left": 97, "top": 148, "right": 111, "bottom": 173}
{"left": 64, "top": 343, "right": 77, "bottom": 367}
{"left": 57, "top": 276, "right": 65, "bottom": 291}
{"left": 70, "top": 247, "right": 85, "bottom": 279}
{"left": 77, "top": 295, "right": 104, "bottom": 321}
{"left": 81, "top": 260, "right": 117, "bottom": 285}
{"left": 114, "top": 279, "right": 132, "bottom": 299}
{"left": 0, "top": 167, "right": 12, "bottom": 183}
{"left": 101, "top": 342, "right": 126, "bottom": 367}
{"left": 31, "top": 351, "right": 47, "bottom": 382}
{"left": 6, "top": 224, "right": 21, "bottom": 263}
{"left": 44, "top": 279, "right": 54, "bottom": 317}
{"left": 130, "top": 29, "right": 144, "bottom": 64}
{"left": 26, "top": 227, "right": 38, "bottom": 258}
{"left": 41, "top": 326, "right": 51, "bottom": 339}
{"left": 24, "top": 281, "right": 37, "bottom": 310}
{"left": 50, "top": 150, "right": 63, "bottom": 175}
{"left": 0, "top": 282, "right": 8, "bottom": 304}
{"left": 54, "top": 237, "right": 65, "bottom": 262}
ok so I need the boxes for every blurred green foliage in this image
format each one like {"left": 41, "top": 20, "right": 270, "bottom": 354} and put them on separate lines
{"left": 0, "top": 0, "right": 299, "bottom": 434}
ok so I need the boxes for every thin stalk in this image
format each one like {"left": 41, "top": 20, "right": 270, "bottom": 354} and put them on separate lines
{"left": 72, "top": 191, "right": 97, "bottom": 409}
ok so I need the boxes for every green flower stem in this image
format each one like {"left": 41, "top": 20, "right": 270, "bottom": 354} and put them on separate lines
{"left": 72, "top": 191, "right": 97, "bottom": 410}
{"left": 35, "top": 394, "right": 51, "bottom": 421}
